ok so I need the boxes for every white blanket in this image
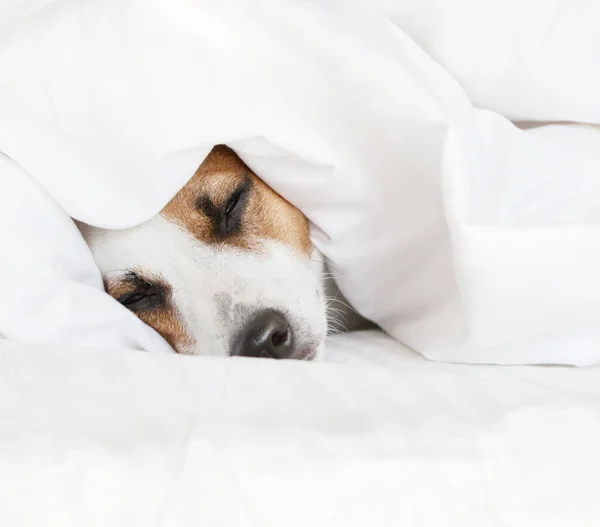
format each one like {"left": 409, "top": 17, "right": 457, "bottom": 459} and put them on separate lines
{"left": 2, "top": 0, "right": 600, "bottom": 364}
{"left": 1, "top": 331, "right": 600, "bottom": 526}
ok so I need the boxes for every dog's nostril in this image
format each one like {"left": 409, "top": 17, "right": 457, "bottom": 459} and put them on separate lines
{"left": 232, "top": 309, "right": 295, "bottom": 359}
{"left": 270, "top": 327, "right": 290, "bottom": 348}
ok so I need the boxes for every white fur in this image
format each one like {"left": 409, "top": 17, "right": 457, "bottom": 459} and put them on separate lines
{"left": 81, "top": 214, "right": 327, "bottom": 358}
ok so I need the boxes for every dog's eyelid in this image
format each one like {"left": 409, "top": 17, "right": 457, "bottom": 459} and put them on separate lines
{"left": 225, "top": 187, "right": 244, "bottom": 215}
{"left": 222, "top": 175, "right": 251, "bottom": 235}
{"left": 225, "top": 175, "right": 251, "bottom": 212}
{"left": 116, "top": 271, "right": 168, "bottom": 310}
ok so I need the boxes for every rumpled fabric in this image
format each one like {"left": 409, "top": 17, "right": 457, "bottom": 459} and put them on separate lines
{"left": 1, "top": 0, "right": 599, "bottom": 364}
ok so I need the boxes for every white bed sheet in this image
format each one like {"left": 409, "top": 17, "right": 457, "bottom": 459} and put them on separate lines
{"left": 1, "top": 330, "right": 599, "bottom": 526}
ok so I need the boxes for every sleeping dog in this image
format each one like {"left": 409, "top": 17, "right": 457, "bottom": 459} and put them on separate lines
{"left": 79, "top": 145, "right": 332, "bottom": 359}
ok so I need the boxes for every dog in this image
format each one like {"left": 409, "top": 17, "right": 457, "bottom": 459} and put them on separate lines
{"left": 79, "top": 145, "right": 331, "bottom": 359}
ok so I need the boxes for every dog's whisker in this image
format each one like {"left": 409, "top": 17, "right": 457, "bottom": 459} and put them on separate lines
{"left": 325, "top": 307, "right": 348, "bottom": 319}
{"left": 324, "top": 295, "right": 357, "bottom": 315}
{"left": 311, "top": 258, "right": 347, "bottom": 278}
{"left": 326, "top": 308, "right": 349, "bottom": 333}
{"left": 326, "top": 297, "right": 357, "bottom": 314}
{"left": 326, "top": 322, "right": 348, "bottom": 335}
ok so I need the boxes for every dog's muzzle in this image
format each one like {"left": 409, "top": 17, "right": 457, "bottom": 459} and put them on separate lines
{"left": 231, "top": 309, "right": 299, "bottom": 359}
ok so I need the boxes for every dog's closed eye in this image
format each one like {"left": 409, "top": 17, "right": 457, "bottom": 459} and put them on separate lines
{"left": 223, "top": 175, "right": 251, "bottom": 234}
{"left": 196, "top": 175, "right": 251, "bottom": 238}
{"left": 116, "top": 273, "right": 167, "bottom": 311}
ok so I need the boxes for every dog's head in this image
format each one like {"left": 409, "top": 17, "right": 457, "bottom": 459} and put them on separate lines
{"left": 80, "top": 146, "right": 327, "bottom": 359}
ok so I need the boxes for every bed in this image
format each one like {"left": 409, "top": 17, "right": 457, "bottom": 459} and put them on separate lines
{"left": 1, "top": 1, "right": 600, "bottom": 524}
{"left": 1, "top": 331, "right": 600, "bottom": 526}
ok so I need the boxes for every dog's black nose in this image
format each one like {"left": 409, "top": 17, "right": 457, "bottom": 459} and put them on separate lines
{"left": 232, "top": 310, "right": 295, "bottom": 359}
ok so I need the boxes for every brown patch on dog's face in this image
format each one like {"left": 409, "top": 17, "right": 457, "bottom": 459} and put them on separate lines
{"left": 162, "top": 145, "right": 312, "bottom": 255}
{"left": 104, "top": 272, "right": 193, "bottom": 353}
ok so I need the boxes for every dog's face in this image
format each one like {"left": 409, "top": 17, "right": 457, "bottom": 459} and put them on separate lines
{"left": 80, "top": 146, "right": 327, "bottom": 359}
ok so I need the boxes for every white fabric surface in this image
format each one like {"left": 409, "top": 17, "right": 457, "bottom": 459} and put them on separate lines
{"left": 1, "top": 1, "right": 600, "bottom": 365}
{"left": 2, "top": 3, "right": 600, "bottom": 523}
{"left": 370, "top": 0, "right": 600, "bottom": 123}
{"left": 1, "top": 330, "right": 600, "bottom": 526}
